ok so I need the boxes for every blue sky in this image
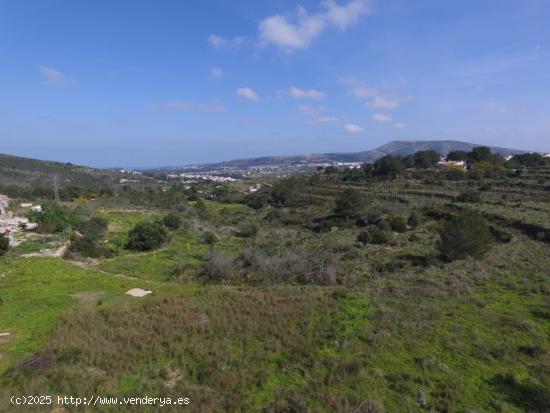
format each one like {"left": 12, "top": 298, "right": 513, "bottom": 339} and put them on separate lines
{"left": 1, "top": 0, "right": 549, "bottom": 167}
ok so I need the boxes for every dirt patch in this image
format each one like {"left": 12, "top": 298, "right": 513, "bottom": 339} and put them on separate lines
{"left": 126, "top": 288, "right": 152, "bottom": 298}
{"left": 0, "top": 332, "right": 13, "bottom": 343}
{"left": 161, "top": 367, "right": 182, "bottom": 390}
{"left": 17, "top": 353, "right": 53, "bottom": 370}
{"left": 54, "top": 243, "right": 69, "bottom": 258}
{"left": 71, "top": 291, "right": 106, "bottom": 304}
{"left": 0, "top": 332, "right": 14, "bottom": 362}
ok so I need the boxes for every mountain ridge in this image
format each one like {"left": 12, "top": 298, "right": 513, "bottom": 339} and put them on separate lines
{"left": 163, "top": 140, "right": 526, "bottom": 172}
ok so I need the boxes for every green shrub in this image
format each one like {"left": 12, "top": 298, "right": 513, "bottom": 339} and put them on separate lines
{"left": 198, "top": 231, "right": 218, "bottom": 245}
{"left": 27, "top": 203, "right": 79, "bottom": 233}
{"left": 389, "top": 216, "right": 407, "bottom": 233}
{"left": 71, "top": 235, "right": 111, "bottom": 258}
{"left": 408, "top": 211, "right": 423, "bottom": 228}
{"left": 369, "top": 227, "right": 390, "bottom": 244}
{"left": 357, "top": 230, "right": 371, "bottom": 244}
{"left": 377, "top": 220, "right": 391, "bottom": 232}
{"left": 373, "top": 155, "right": 405, "bottom": 179}
{"left": 236, "top": 221, "right": 259, "bottom": 238}
{"left": 444, "top": 167, "right": 466, "bottom": 181}
{"left": 269, "top": 177, "right": 304, "bottom": 207}
{"left": 0, "top": 234, "right": 9, "bottom": 255}
{"left": 457, "top": 189, "right": 481, "bottom": 203}
{"left": 71, "top": 216, "right": 109, "bottom": 257}
{"left": 334, "top": 188, "right": 366, "bottom": 219}
{"left": 194, "top": 199, "right": 209, "bottom": 219}
{"left": 163, "top": 213, "right": 181, "bottom": 230}
{"left": 77, "top": 216, "right": 107, "bottom": 239}
{"left": 358, "top": 228, "right": 390, "bottom": 245}
{"left": 126, "top": 221, "right": 169, "bottom": 251}
{"left": 439, "top": 210, "right": 494, "bottom": 261}
{"left": 247, "top": 192, "right": 269, "bottom": 209}
{"left": 447, "top": 150, "right": 468, "bottom": 161}
{"left": 366, "top": 208, "right": 383, "bottom": 225}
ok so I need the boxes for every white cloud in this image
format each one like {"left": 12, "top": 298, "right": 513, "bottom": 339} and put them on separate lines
{"left": 372, "top": 113, "right": 393, "bottom": 123}
{"left": 324, "top": 0, "right": 369, "bottom": 30}
{"left": 483, "top": 101, "right": 510, "bottom": 113}
{"left": 298, "top": 105, "right": 327, "bottom": 116}
{"left": 341, "top": 78, "right": 412, "bottom": 111}
{"left": 154, "top": 101, "right": 228, "bottom": 113}
{"left": 165, "top": 101, "right": 194, "bottom": 110}
{"left": 340, "top": 77, "right": 377, "bottom": 98}
{"left": 37, "top": 65, "right": 73, "bottom": 86}
{"left": 236, "top": 87, "right": 260, "bottom": 101}
{"left": 367, "top": 96, "right": 400, "bottom": 110}
{"left": 306, "top": 116, "right": 341, "bottom": 125}
{"left": 198, "top": 103, "right": 228, "bottom": 113}
{"left": 394, "top": 122, "right": 407, "bottom": 129}
{"left": 344, "top": 123, "right": 364, "bottom": 133}
{"left": 259, "top": 0, "right": 369, "bottom": 50}
{"left": 208, "top": 34, "right": 246, "bottom": 48}
{"left": 210, "top": 67, "right": 224, "bottom": 78}
{"left": 289, "top": 86, "right": 326, "bottom": 100}
{"left": 208, "top": 34, "right": 226, "bottom": 47}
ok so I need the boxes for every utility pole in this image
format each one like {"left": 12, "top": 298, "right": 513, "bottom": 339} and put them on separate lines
{"left": 53, "top": 176, "right": 60, "bottom": 203}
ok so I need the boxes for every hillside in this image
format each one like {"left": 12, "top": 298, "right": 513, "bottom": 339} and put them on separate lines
{"left": 0, "top": 152, "right": 152, "bottom": 196}
{"left": 1, "top": 158, "right": 549, "bottom": 412}
{"left": 162, "top": 140, "right": 526, "bottom": 172}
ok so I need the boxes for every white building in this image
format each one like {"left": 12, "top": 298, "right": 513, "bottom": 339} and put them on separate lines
{"left": 0, "top": 194, "right": 10, "bottom": 216}
{"left": 437, "top": 157, "right": 466, "bottom": 169}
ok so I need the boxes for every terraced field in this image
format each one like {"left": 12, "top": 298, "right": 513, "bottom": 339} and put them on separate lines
{"left": 0, "top": 166, "right": 549, "bottom": 412}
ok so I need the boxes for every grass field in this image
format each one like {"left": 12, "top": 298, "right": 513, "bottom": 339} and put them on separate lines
{"left": 0, "top": 169, "right": 549, "bottom": 412}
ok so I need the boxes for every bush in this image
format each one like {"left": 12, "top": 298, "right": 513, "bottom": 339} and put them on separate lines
{"left": 194, "top": 200, "right": 209, "bottom": 219}
{"left": 199, "top": 251, "right": 233, "bottom": 282}
{"left": 334, "top": 189, "right": 366, "bottom": 219}
{"left": 439, "top": 210, "right": 494, "bottom": 261}
{"left": 71, "top": 217, "right": 111, "bottom": 258}
{"left": 236, "top": 247, "right": 337, "bottom": 285}
{"left": 457, "top": 189, "right": 481, "bottom": 203}
{"left": 389, "top": 216, "right": 407, "bottom": 233}
{"left": 444, "top": 167, "right": 466, "bottom": 181}
{"left": 77, "top": 216, "right": 107, "bottom": 239}
{"left": 377, "top": 220, "right": 391, "bottom": 232}
{"left": 357, "top": 230, "right": 371, "bottom": 244}
{"left": 163, "top": 213, "right": 181, "bottom": 230}
{"left": 358, "top": 228, "right": 389, "bottom": 245}
{"left": 369, "top": 227, "right": 390, "bottom": 244}
{"left": 0, "top": 234, "right": 9, "bottom": 255}
{"left": 408, "top": 211, "right": 423, "bottom": 228}
{"left": 373, "top": 155, "right": 405, "bottom": 179}
{"left": 71, "top": 235, "right": 111, "bottom": 258}
{"left": 27, "top": 203, "right": 79, "bottom": 233}
{"left": 198, "top": 231, "right": 218, "bottom": 245}
{"left": 269, "top": 177, "right": 303, "bottom": 207}
{"left": 236, "top": 221, "right": 259, "bottom": 238}
{"left": 247, "top": 192, "right": 269, "bottom": 209}
{"left": 447, "top": 150, "right": 468, "bottom": 161}
{"left": 127, "top": 221, "right": 169, "bottom": 251}
{"left": 365, "top": 208, "right": 383, "bottom": 225}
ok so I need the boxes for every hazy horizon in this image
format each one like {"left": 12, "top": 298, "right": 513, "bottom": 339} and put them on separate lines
{"left": 1, "top": 0, "right": 549, "bottom": 167}
{"left": 0, "top": 137, "right": 540, "bottom": 169}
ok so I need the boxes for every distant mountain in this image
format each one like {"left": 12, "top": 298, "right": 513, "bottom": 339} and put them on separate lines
{"left": 0, "top": 140, "right": 528, "bottom": 186}
{"left": 164, "top": 140, "right": 526, "bottom": 172}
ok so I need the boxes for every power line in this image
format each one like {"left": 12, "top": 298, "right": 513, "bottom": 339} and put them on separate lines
{"left": 53, "top": 175, "right": 60, "bottom": 203}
